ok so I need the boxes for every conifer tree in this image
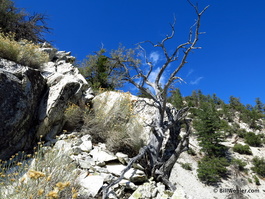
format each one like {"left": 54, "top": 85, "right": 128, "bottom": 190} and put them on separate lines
{"left": 194, "top": 102, "right": 226, "bottom": 157}
{"left": 79, "top": 49, "right": 126, "bottom": 90}
{"left": 0, "top": 0, "right": 50, "bottom": 43}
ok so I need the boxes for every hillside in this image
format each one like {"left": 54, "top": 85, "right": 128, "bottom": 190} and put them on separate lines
{"left": 1, "top": 81, "right": 265, "bottom": 198}
{"left": 1, "top": 1, "right": 265, "bottom": 197}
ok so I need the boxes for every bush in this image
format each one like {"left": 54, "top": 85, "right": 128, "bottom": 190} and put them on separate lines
{"left": 0, "top": 141, "right": 79, "bottom": 198}
{"left": 83, "top": 91, "right": 144, "bottom": 157}
{"left": 197, "top": 157, "right": 229, "bottom": 185}
{"left": 180, "top": 162, "right": 192, "bottom": 171}
{"left": 63, "top": 103, "right": 88, "bottom": 131}
{"left": 0, "top": 32, "right": 49, "bottom": 68}
{"left": 244, "top": 132, "right": 262, "bottom": 147}
{"left": 253, "top": 175, "right": 261, "bottom": 186}
{"left": 187, "top": 148, "right": 196, "bottom": 156}
{"left": 233, "top": 144, "right": 252, "bottom": 155}
{"left": 231, "top": 158, "right": 247, "bottom": 172}
{"left": 252, "top": 156, "right": 265, "bottom": 177}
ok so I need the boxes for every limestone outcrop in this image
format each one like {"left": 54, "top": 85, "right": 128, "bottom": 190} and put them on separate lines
{"left": 0, "top": 46, "right": 93, "bottom": 159}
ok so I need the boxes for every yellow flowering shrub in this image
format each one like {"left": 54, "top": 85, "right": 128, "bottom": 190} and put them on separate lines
{"left": 0, "top": 141, "right": 79, "bottom": 199}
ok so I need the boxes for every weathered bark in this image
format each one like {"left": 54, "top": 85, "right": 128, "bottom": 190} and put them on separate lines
{"left": 102, "top": 1, "right": 208, "bottom": 198}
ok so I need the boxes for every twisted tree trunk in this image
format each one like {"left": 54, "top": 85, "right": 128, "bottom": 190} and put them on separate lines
{"left": 102, "top": 1, "right": 208, "bottom": 198}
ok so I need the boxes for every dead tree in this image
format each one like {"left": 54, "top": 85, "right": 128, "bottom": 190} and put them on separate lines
{"left": 103, "top": 1, "right": 208, "bottom": 198}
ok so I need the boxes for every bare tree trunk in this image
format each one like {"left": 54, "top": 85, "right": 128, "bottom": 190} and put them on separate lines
{"left": 102, "top": 1, "right": 208, "bottom": 198}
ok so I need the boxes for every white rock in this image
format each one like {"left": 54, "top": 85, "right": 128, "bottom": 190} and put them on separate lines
{"left": 119, "top": 179, "right": 138, "bottom": 190}
{"left": 79, "top": 140, "right": 93, "bottom": 152}
{"left": 171, "top": 187, "right": 187, "bottom": 199}
{"left": 115, "top": 152, "right": 129, "bottom": 164}
{"left": 53, "top": 140, "right": 72, "bottom": 154}
{"left": 90, "top": 147, "right": 117, "bottom": 162}
{"left": 129, "top": 181, "right": 156, "bottom": 199}
{"left": 106, "top": 163, "right": 147, "bottom": 183}
{"left": 78, "top": 173, "right": 104, "bottom": 197}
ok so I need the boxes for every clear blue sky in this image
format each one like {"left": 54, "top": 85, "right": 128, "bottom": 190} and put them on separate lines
{"left": 14, "top": 0, "right": 265, "bottom": 106}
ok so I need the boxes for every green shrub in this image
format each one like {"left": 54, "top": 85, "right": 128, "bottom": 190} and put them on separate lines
{"left": 251, "top": 156, "right": 265, "bottom": 177}
{"left": 236, "top": 128, "right": 247, "bottom": 138}
{"left": 244, "top": 132, "right": 262, "bottom": 147}
{"left": 253, "top": 175, "right": 261, "bottom": 185}
{"left": 197, "top": 157, "right": 229, "bottom": 185}
{"left": 187, "top": 148, "right": 196, "bottom": 156}
{"left": 231, "top": 158, "right": 247, "bottom": 172}
{"left": 233, "top": 144, "right": 252, "bottom": 155}
{"left": 180, "top": 162, "right": 192, "bottom": 171}
{"left": 0, "top": 32, "right": 49, "bottom": 68}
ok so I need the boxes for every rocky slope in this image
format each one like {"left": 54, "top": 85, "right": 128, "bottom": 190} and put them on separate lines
{"left": 1, "top": 46, "right": 265, "bottom": 199}
{"left": 0, "top": 44, "right": 93, "bottom": 160}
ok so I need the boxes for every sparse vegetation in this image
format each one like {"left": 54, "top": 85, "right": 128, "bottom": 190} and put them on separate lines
{"left": 83, "top": 91, "right": 144, "bottom": 157}
{"left": 252, "top": 156, "right": 265, "bottom": 177}
{"left": 180, "top": 162, "right": 192, "bottom": 171}
{"left": 253, "top": 175, "right": 261, "bottom": 186}
{"left": 63, "top": 103, "right": 89, "bottom": 131}
{"left": 187, "top": 148, "right": 196, "bottom": 156}
{"left": 0, "top": 140, "right": 79, "bottom": 199}
{"left": 231, "top": 158, "right": 247, "bottom": 172}
{"left": 0, "top": 32, "right": 49, "bottom": 68}
{"left": 197, "top": 157, "right": 229, "bottom": 185}
{"left": 233, "top": 144, "right": 252, "bottom": 155}
{"left": 244, "top": 132, "right": 262, "bottom": 147}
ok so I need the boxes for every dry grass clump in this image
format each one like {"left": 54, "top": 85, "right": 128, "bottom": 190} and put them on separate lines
{"left": 84, "top": 91, "right": 144, "bottom": 157}
{"left": 63, "top": 103, "right": 88, "bottom": 131}
{"left": 0, "top": 139, "right": 79, "bottom": 199}
{"left": 0, "top": 31, "right": 49, "bottom": 68}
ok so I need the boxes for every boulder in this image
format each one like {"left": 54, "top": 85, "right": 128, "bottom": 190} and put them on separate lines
{"left": 0, "top": 59, "right": 46, "bottom": 159}
{"left": 92, "top": 91, "right": 158, "bottom": 145}
{"left": 0, "top": 46, "right": 93, "bottom": 159}
{"left": 37, "top": 59, "right": 89, "bottom": 140}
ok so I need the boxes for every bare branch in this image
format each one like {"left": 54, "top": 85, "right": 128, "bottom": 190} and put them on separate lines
{"left": 102, "top": 2, "right": 208, "bottom": 198}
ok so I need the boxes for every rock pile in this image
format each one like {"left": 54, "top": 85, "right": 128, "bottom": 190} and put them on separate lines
{"left": 53, "top": 131, "right": 187, "bottom": 199}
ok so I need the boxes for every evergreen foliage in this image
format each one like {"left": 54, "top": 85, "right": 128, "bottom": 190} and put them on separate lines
{"left": 233, "top": 144, "right": 252, "bottom": 155}
{"left": 79, "top": 49, "right": 126, "bottom": 91}
{"left": 231, "top": 158, "right": 247, "bottom": 172}
{"left": 0, "top": 0, "right": 50, "bottom": 43}
{"left": 253, "top": 175, "right": 261, "bottom": 185}
{"left": 251, "top": 156, "right": 265, "bottom": 177}
{"left": 193, "top": 102, "right": 226, "bottom": 157}
{"left": 197, "top": 157, "right": 229, "bottom": 185}
{"left": 244, "top": 132, "right": 262, "bottom": 147}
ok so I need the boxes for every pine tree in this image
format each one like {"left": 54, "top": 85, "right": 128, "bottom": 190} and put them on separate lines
{"left": 79, "top": 49, "right": 125, "bottom": 90}
{"left": 194, "top": 102, "right": 226, "bottom": 157}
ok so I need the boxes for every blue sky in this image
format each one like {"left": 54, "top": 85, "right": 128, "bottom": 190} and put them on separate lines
{"left": 14, "top": 0, "right": 265, "bottom": 106}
